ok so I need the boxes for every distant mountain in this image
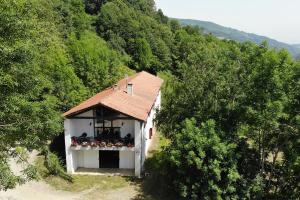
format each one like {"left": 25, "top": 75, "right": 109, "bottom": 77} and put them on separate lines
{"left": 177, "top": 18, "right": 300, "bottom": 58}
{"left": 293, "top": 44, "right": 300, "bottom": 49}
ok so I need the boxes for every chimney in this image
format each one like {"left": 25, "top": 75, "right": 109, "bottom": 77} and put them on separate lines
{"left": 113, "top": 84, "right": 118, "bottom": 91}
{"left": 127, "top": 82, "right": 133, "bottom": 95}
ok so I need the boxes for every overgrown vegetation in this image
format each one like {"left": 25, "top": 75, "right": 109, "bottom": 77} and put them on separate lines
{"left": 0, "top": 0, "right": 299, "bottom": 199}
{"left": 35, "top": 156, "right": 129, "bottom": 192}
{"left": 40, "top": 148, "right": 73, "bottom": 182}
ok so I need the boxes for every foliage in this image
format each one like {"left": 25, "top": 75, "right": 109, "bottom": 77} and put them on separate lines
{"left": 0, "top": 161, "right": 19, "bottom": 191}
{"left": 96, "top": 0, "right": 173, "bottom": 72}
{"left": 148, "top": 119, "right": 240, "bottom": 199}
{"left": 156, "top": 34, "right": 299, "bottom": 198}
{"left": 42, "top": 148, "right": 73, "bottom": 182}
{"left": 84, "top": 0, "right": 107, "bottom": 15}
{"left": 68, "top": 30, "right": 129, "bottom": 94}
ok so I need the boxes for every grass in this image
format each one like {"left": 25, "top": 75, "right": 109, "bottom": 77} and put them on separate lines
{"left": 147, "top": 131, "right": 170, "bottom": 158}
{"left": 35, "top": 156, "right": 129, "bottom": 193}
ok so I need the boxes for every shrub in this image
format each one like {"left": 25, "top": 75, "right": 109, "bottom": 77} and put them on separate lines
{"left": 42, "top": 148, "right": 73, "bottom": 182}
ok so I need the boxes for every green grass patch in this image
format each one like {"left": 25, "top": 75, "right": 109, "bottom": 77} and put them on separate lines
{"left": 147, "top": 132, "right": 170, "bottom": 158}
{"left": 35, "top": 156, "right": 129, "bottom": 193}
{"left": 45, "top": 174, "right": 129, "bottom": 192}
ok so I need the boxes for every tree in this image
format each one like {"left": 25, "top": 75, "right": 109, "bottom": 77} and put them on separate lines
{"left": 68, "top": 31, "right": 129, "bottom": 94}
{"left": 156, "top": 37, "right": 300, "bottom": 198}
{"left": 128, "top": 38, "right": 153, "bottom": 70}
{"left": 149, "top": 119, "right": 240, "bottom": 199}
{"left": 84, "top": 0, "right": 107, "bottom": 15}
{"left": 0, "top": 0, "right": 62, "bottom": 189}
{"left": 96, "top": 0, "right": 173, "bottom": 73}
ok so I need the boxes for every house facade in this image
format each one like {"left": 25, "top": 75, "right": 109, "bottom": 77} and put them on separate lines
{"left": 63, "top": 71, "right": 163, "bottom": 177}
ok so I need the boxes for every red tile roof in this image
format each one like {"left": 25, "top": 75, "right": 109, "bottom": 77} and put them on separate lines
{"left": 63, "top": 71, "right": 163, "bottom": 121}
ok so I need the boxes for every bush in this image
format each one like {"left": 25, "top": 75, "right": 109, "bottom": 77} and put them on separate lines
{"left": 42, "top": 148, "right": 73, "bottom": 182}
{"left": 0, "top": 162, "right": 20, "bottom": 191}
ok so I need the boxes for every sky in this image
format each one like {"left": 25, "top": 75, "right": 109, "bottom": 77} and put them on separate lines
{"left": 155, "top": 0, "right": 300, "bottom": 44}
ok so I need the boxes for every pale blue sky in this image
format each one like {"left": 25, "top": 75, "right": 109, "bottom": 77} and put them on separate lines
{"left": 155, "top": 0, "right": 300, "bottom": 44}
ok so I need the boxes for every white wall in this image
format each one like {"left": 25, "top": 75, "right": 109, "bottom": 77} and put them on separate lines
{"left": 120, "top": 151, "right": 135, "bottom": 169}
{"left": 144, "top": 91, "right": 161, "bottom": 157}
{"left": 134, "top": 120, "right": 142, "bottom": 177}
{"left": 72, "top": 151, "right": 78, "bottom": 170}
{"left": 76, "top": 110, "right": 93, "bottom": 117}
{"left": 69, "top": 110, "right": 94, "bottom": 137}
{"left": 71, "top": 119, "right": 94, "bottom": 137}
{"left": 77, "top": 151, "right": 84, "bottom": 168}
{"left": 120, "top": 120, "right": 135, "bottom": 138}
{"left": 65, "top": 119, "right": 73, "bottom": 173}
{"left": 83, "top": 151, "right": 99, "bottom": 168}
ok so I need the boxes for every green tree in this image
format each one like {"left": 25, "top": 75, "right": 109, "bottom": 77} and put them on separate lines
{"left": 68, "top": 31, "right": 129, "bottom": 94}
{"left": 0, "top": 0, "right": 62, "bottom": 189}
{"left": 84, "top": 0, "right": 107, "bottom": 15}
{"left": 128, "top": 38, "right": 153, "bottom": 70}
{"left": 150, "top": 119, "right": 240, "bottom": 199}
{"left": 96, "top": 0, "right": 173, "bottom": 73}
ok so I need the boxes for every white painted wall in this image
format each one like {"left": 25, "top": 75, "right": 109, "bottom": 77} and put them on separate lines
{"left": 144, "top": 91, "right": 161, "bottom": 157}
{"left": 71, "top": 118, "right": 94, "bottom": 137}
{"left": 64, "top": 119, "right": 74, "bottom": 173}
{"left": 120, "top": 120, "right": 135, "bottom": 138}
{"left": 77, "top": 151, "right": 84, "bottom": 168}
{"left": 134, "top": 120, "right": 142, "bottom": 177}
{"left": 120, "top": 151, "right": 135, "bottom": 169}
{"left": 72, "top": 151, "right": 78, "bottom": 170}
{"left": 75, "top": 150, "right": 99, "bottom": 169}
{"left": 111, "top": 119, "right": 135, "bottom": 138}
{"left": 76, "top": 110, "right": 93, "bottom": 117}
{"left": 83, "top": 151, "right": 99, "bottom": 168}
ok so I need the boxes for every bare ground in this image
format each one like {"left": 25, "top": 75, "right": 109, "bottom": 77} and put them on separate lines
{"left": 0, "top": 181, "right": 139, "bottom": 200}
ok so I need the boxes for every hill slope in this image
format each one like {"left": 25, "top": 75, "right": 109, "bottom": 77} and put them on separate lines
{"left": 177, "top": 18, "right": 300, "bottom": 58}
{"left": 293, "top": 44, "right": 300, "bottom": 49}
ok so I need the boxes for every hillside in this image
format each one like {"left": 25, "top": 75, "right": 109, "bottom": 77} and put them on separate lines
{"left": 293, "top": 44, "right": 300, "bottom": 49}
{"left": 177, "top": 18, "right": 300, "bottom": 58}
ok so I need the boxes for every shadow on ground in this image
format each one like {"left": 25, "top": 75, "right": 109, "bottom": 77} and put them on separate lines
{"left": 125, "top": 176, "right": 176, "bottom": 200}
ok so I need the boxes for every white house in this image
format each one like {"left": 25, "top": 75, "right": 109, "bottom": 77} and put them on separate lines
{"left": 63, "top": 71, "right": 163, "bottom": 177}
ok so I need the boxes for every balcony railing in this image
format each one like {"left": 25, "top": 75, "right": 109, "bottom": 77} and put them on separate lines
{"left": 71, "top": 133, "right": 134, "bottom": 149}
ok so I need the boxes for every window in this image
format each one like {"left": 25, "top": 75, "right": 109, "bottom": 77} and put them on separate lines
{"left": 149, "top": 128, "right": 153, "bottom": 139}
{"left": 94, "top": 107, "right": 121, "bottom": 138}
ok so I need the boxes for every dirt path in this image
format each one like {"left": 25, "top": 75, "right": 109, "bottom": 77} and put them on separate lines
{"left": 0, "top": 181, "right": 78, "bottom": 200}
{"left": 81, "top": 185, "right": 139, "bottom": 200}
{"left": 0, "top": 180, "right": 140, "bottom": 200}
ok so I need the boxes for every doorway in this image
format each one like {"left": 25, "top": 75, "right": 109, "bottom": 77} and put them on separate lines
{"left": 99, "top": 151, "right": 119, "bottom": 168}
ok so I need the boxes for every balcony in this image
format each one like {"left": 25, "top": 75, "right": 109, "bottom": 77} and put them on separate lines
{"left": 70, "top": 132, "right": 134, "bottom": 151}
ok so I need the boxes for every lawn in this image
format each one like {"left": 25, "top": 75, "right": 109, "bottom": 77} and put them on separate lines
{"left": 35, "top": 156, "right": 135, "bottom": 193}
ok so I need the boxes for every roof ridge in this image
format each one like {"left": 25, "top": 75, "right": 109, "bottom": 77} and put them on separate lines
{"left": 118, "top": 72, "right": 141, "bottom": 86}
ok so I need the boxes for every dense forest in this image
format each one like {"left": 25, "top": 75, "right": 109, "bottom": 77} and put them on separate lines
{"left": 0, "top": 0, "right": 299, "bottom": 199}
